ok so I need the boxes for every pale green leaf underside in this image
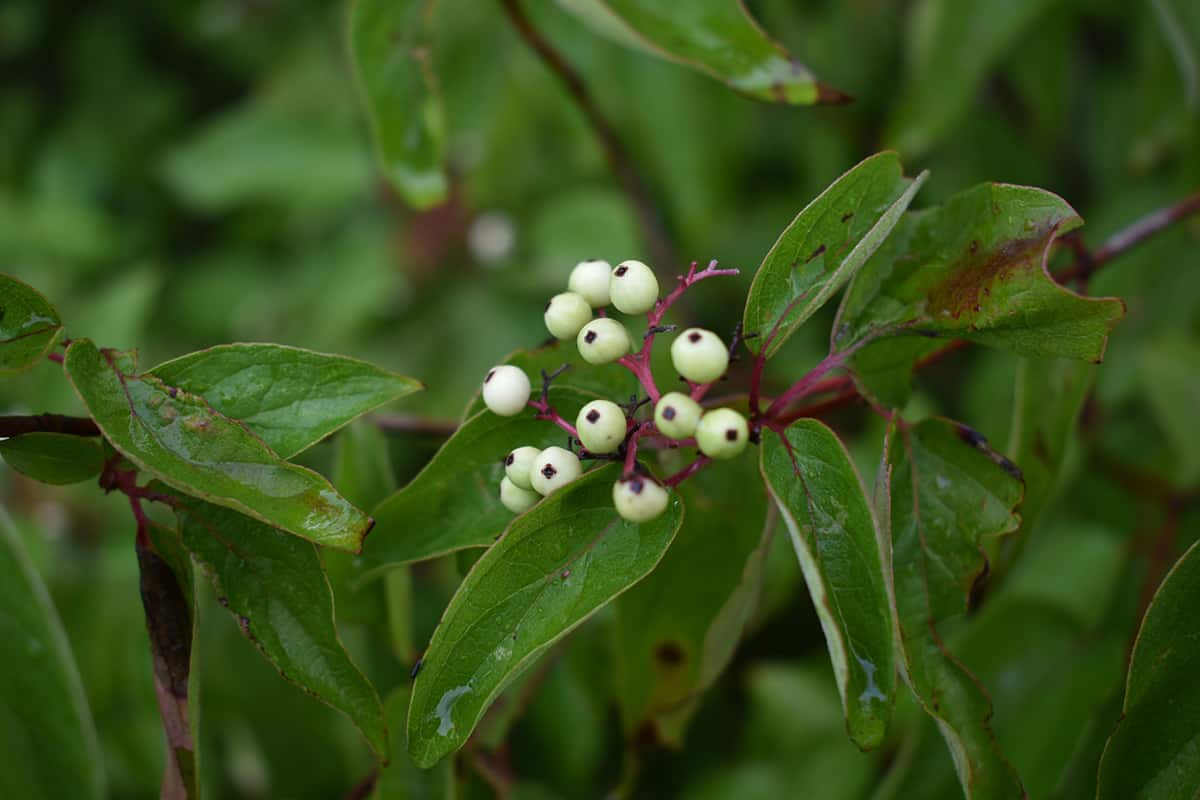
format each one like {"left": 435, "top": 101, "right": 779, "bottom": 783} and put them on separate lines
{"left": 64, "top": 339, "right": 371, "bottom": 552}
{"left": 760, "top": 419, "right": 894, "bottom": 750}
{"left": 407, "top": 464, "right": 683, "bottom": 767}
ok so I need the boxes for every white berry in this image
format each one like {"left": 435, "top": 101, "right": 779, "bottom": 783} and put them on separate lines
{"left": 613, "top": 475, "right": 670, "bottom": 522}
{"left": 653, "top": 392, "right": 703, "bottom": 439}
{"left": 530, "top": 446, "right": 583, "bottom": 495}
{"left": 482, "top": 365, "right": 531, "bottom": 416}
{"left": 576, "top": 400, "right": 627, "bottom": 454}
{"left": 671, "top": 328, "right": 729, "bottom": 384}
{"left": 696, "top": 408, "right": 749, "bottom": 460}
{"left": 500, "top": 476, "right": 540, "bottom": 514}
{"left": 577, "top": 318, "right": 631, "bottom": 365}
{"left": 504, "top": 446, "right": 540, "bottom": 490}
{"left": 568, "top": 259, "right": 612, "bottom": 308}
{"left": 610, "top": 260, "right": 659, "bottom": 315}
{"left": 544, "top": 292, "right": 592, "bottom": 340}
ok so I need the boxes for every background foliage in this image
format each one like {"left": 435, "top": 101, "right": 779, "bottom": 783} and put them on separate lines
{"left": 1, "top": 0, "right": 1198, "bottom": 797}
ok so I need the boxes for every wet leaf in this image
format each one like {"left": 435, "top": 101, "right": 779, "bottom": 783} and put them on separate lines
{"left": 559, "top": 0, "right": 845, "bottom": 105}
{"left": 835, "top": 184, "right": 1124, "bottom": 406}
{"left": 150, "top": 343, "right": 421, "bottom": 459}
{"left": 0, "top": 509, "right": 104, "bottom": 800}
{"left": 169, "top": 492, "right": 387, "bottom": 756}
{"left": 614, "top": 455, "right": 770, "bottom": 745}
{"left": 64, "top": 339, "right": 372, "bottom": 552}
{"left": 0, "top": 273, "right": 63, "bottom": 374}
{"left": 0, "top": 432, "right": 104, "bottom": 485}
{"left": 760, "top": 419, "right": 894, "bottom": 750}
{"left": 407, "top": 464, "right": 683, "bottom": 767}
{"left": 744, "top": 152, "right": 927, "bottom": 358}
{"left": 350, "top": 0, "right": 447, "bottom": 209}
{"left": 884, "top": 417, "right": 1025, "bottom": 798}
{"left": 371, "top": 387, "right": 594, "bottom": 566}
{"left": 1098, "top": 539, "right": 1200, "bottom": 799}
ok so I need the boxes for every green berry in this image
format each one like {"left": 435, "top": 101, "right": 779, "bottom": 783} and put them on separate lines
{"left": 500, "top": 476, "right": 540, "bottom": 514}
{"left": 576, "top": 399, "right": 627, "bottom": 454}
{"left": 504, "top": 446, "right": 540, "bottom": 490}
{"left": 696, "top": 408, "right": 749, "bottom": 460}
{"left": 530, "top": 446, "right": 583, "bottom": 495}
{"left": 482, "top": 365, "right": 531, "bottom": 416}
{"left": 671, "top": 328, "right": 729, "bottom": 384}
{"left": 610, "top": 260, "right": 659, "bottom": 315}
{"left": 653, "top": 392, "right": 702, "bottom": 439}
{"left": 568, "top": 259, "right": 612, "bottom": 308}
{"left": 577, "top": 318, "right": 631, "bottom": 364}
{"left": 613, "top": 475, "right": 670, "bottom": 522}
{"left": 544, "top": 292, "right": 592, "bottom": 340}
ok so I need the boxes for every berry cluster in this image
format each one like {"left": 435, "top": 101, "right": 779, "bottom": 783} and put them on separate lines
{"left": 481, "top": 258, "right": 748, "bottom": 522}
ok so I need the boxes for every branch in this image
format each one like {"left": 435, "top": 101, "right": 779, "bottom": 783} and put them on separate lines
{"left": 0, "top": 413, "right": 100, "bottom": 438}
{"left": 497, "top": 0, "right": 676, "bottom": 270}
{"left": 1059, "top": 190, "right": 1200, "bottom": 284}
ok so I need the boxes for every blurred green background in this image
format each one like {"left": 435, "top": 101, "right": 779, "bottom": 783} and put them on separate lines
{"left": 1, "top": 0, "right": 1197, "bottom": 797}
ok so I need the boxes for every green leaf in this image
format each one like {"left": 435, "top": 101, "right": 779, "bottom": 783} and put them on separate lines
{"left": 614, "top": 455, "right": 770, "bottom": 746}
{"left": 0, "top": 508, "right": 104, "bottom": 799}
{"left": 1140, "top": 338, "right": 1200, "bottom": 487}
{"left": 462, "top": 340, "right": 638, "bottom": 419}
{"left": 371, "top": 387, "right": 594, "bottom": 566}
{"left": 139, "top": 522, "right": 201, "bottom": 799}
{"left": 884, "top": 417, "right": 1025, "bottom": 798}
{"left": 372, "top": 688, "right": 454, "bottom": 799}
{"left": 760, "top": 419, "right": 894, "bottom": 750}
{"left": 886, "top": 0, "right": 1058, "bottom": 157}
{"left": 349, "top": 0, "right": 447, "bottom": 209}
{"left": 169, "top": 493, "right": 388, "bottom": 756}
{"left": 407, "top": 463, "right": 683, "bottom": 767}
{"left": 149, "top": 343, "right": 421, "bottom": 459}
{"left": 0, "top": 273, "right": 63, "bottom": 374}
{"left": 559, "top": 0, "right": 845, "bottom": 105}
{"left": 1098, "top": 539, "right": 1200, "bottom": 798}
{"left": 835, "top": 184, "right": 1124, "bottom": 402}
{"left": 63, "top": 339, "right": 372, "bottom": 552}
{"left": 0, "top": 432, "right": 104, "bottom": 485}
{"left": 744, "top": 153, "right": 928, "bottom": 358}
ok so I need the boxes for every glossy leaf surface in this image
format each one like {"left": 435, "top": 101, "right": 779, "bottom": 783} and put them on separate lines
{"left": 0, "top": 432, "right": 104, "bottom": 485}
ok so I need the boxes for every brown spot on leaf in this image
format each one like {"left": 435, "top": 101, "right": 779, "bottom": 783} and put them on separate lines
{"left": 655, "top": 641, "right": 686, "bottom": 667}
{"left": 841, "top": 211, "right": 855, "bottom": 223}
{"left": 805, "top": 244, "right": 827, "bottom": 264}
{"left": 927, "top": 232, "right": 1050, "bottom": 321}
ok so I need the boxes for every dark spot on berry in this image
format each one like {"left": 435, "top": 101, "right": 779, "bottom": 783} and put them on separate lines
{"left": 584, "top": 331, "right": 597, "bottom": 344}
{"left": 688, "top": 331, "right": 702, "bottom": 343}
{"left": 615, "top": 265, "right": 629, "bottom": 277}
{"left": 655, "top": 641, "right": 686, "bottom": 666}
{"left": 725, "top": 428, "right": 739, "bottom": 441}
{"left": 485, "top": 370, "right": 495, "bottom": 383}
{"left": 586, "top": 409, "right": 600, "bottom": 423}
{"left": 504, "top": 453, "right": 515, "bottom": 466}
{"left": 662, "top": 406, "right": 676, "bottom": 420}
{"left": 629, "top": 478, "right": 645, "bottom": 494}
{"left": 542, "top": 464, "right": 557, "bottom": 479}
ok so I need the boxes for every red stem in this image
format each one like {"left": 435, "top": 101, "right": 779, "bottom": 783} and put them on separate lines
{"left": 664, "top": 456, "right": 712, "bottom": 487}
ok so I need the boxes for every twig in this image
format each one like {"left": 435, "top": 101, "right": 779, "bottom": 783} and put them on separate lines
{"left": 0, "top": 413, "right": 101, "bottom": 438}
{"left": 1059, "top": 191, "right": 1200, "bottom": 284}
{"left": 496, "top": 0, "right": 676, "bottom": 270}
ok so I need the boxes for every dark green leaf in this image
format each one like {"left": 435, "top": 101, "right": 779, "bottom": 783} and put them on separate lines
{"left": 885, "top": 417, "right": 1025, "bottom": 798}
{"left": 1098, "top": 540, "right": 1200, "bottom": 798}
{"left": 760, "top": 419, "right": 894, "bottom": 750}
{"left": 372, "top": 688, "right": 453, "bottom": 799}
{"left": 0, "top": 273, "right": 63, "bottom": 374}
{"left": 349, "top": 0, "right": 447, "bottom": 209}
{"left": 560, "top": 0, "right": 845, "bottom": 104}
{"left": 614, "top": 455, "right": 770, "bottom": 745}
{"left": 170, "top": 493, "right": 387, "bottom": 756}
{"left": 150, "top": 343, "right": 421, "bottom": 459}
{"left": 835, "top": 184, "right": 1124, "bottom": 404}
{"left": 407, "top": 464, "right": 683, "bottom": 767}
{"left": 371, "top": 387, "right": 594, "bottom": 566}
{"left": 0, "top": 432, "right": 104, "bottom": 485}
{"left": 744, "top": 153, "right": 927, "bottom": 357}
{"left": 0, "top": 509, "right": 104, "bottom": 799}
{"left": 886, "top": 0, "right": 1058, "bottom": 157}
{"left": 462, "top": 340, "right": 637, "bottom": 419}
{"left": 64, "top": 339, "right": 372, "bottom": 552}
{"left": 1140, "top": 338, "right": 1200, "bottom": 487}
